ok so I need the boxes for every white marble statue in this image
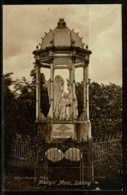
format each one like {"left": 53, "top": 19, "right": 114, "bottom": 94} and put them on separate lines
{"left": 54, "top": 75, "right": 64, "bottom": 119}
{"left": 47, "top": 75, "right": 78, "bottom": 120}
{"left": 47, "top": 75, "right": 64, "bottom": 119}
{"left": 59, "top": 92, "right": 68, "bottom": 120}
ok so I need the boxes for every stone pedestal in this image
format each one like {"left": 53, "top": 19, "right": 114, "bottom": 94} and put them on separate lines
{"left": 84, "top": 138, "right": 93, "bottom": 181}
{"left": 36, "top": 120, "right": 91, "bottom": 142}
{"left": 75, "top": 121, "right": 92, "bottom": 141}
{"left": 35, "top": 122, "right": 52, "bottom": 141}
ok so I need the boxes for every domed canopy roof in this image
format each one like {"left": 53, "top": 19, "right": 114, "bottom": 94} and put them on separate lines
{"left": 41, "top": 18, "right": 84, "bottom": 49}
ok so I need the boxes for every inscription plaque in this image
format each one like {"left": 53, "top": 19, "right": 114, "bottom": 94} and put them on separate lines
{"left": 52, "top": 124, "right": 75, "bottom": 139}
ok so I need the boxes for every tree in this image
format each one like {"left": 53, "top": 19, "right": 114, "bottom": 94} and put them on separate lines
{"left": 12, "top": 77, "right": 36, "bottom": 136}
{"left": 4, "top": 73, "right": 17, "bottom": 166}
{"left": 4, "top": 67, "right": 50, "bottom": 138}
{"left": 76, "top": 81, "right": 122, "bottom": 138}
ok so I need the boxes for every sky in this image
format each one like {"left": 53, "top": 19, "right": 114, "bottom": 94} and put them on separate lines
{"left": 3, "top": 5, "right": 122, "bottom": 86}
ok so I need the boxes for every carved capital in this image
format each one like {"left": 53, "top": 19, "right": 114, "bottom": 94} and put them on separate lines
{"left": 84, "top": 62, "right": 89, "bottom": 67}
{"left": 49, "top": 57, "right": 54, "bottom": 63}
{"left": 36, "top": 62, "right": 41, "bottom": 68}
{"left": 71, "top": 56, "right": 76, "bottom": 62}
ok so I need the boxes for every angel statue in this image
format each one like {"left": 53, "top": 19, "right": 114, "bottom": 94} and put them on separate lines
{"left": 47, "top": 75, "right": 64, "bottom": 119}
{"left": 54, "top": 75, "right": 64, "bottom": 119}
{"left": 59, "top": 92, "right": 68, "bottom": 120}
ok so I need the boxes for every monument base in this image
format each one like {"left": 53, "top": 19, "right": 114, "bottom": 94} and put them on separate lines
{"left": 35, "top": 120, "right": 91, "bottom": 142}
{"left": 76, "top": 120, "right": 92, "bottom": 141}
{"left": 35, "top": 122, "right": 52, "bottom": 141}
{"left": 35, "top": 122, "right": 76, "bottom": 141}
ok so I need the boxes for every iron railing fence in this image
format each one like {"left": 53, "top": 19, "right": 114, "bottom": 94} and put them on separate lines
{"left": 93, "top": 136, "right": 122, "bottom": 162}
{"left": 10, "top": 136, "right": 32, "bottom": 160}
{"left": 9, "top": 134, "right": 122, "bottom": 162}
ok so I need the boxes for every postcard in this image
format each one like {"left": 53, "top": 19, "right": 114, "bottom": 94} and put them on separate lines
{"left": 2, "top": 4, "right": 123, "bottom": 191}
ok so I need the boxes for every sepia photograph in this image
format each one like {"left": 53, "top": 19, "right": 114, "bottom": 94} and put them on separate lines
{"left": 3, "top": 4, "right": 122, "bottom": 191}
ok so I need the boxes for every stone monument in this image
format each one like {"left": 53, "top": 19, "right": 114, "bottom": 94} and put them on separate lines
{"left": 33, "top": 19, "right": 93, "bottom": 184}
{"left": 33, "top": 18, "right": 92, "bottom": 142}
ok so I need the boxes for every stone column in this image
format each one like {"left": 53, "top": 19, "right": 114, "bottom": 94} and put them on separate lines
{"left": 69, "top": 69, "right": 71, "bottom": 82}
{"left": 86, "top": 63, "right": 91, "bottom": 138}
{"left": 72, "top": 59, "right": 76, "bottom": 119}
{"left": 86, "top": 64, "right": 89, "bottom": 120}
{"left": 83, "top": 65, "right": 87, "bottom": 113}
{"left": 50, "top": 60, "right": 54, "bottom": 119}
{"left": 68, "top": 68, "right": 73, "bottom": 120}
{"left": 36, "top": 63, "right": 41, "bottom": 121}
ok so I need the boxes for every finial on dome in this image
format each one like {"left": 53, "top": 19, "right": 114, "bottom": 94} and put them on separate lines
{"left": 57, "top": 18, "right": 66, "bottom": 29}
{"left": 36, "top": 45, "right": 39, "bottom": 50}
{"left": 83, "top": 43, "right": 85, "bottom": 48}
{"left": 39, "top": 43, "right": 41, "bottom": 47}
{"left": 86, "top": 45, "right": 88, "bottom": 50}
